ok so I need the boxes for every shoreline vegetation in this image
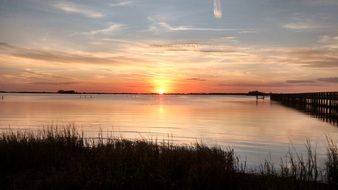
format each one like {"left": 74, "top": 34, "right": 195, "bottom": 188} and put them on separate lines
{"left": 1, "top": 127, "right": 337, "bottom": 189}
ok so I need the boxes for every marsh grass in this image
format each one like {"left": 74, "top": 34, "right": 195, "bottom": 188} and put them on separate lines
{"left": 326, "top": 138, "right": 338, "bottom": 185}
{"left": 277, "top": 139, "right": 319, "bottom": 182}
{"left": 0, "top": 127, "right": 337, "bottom": 189}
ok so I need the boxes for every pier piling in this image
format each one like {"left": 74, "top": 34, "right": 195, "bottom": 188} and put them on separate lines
{"left": 271, "top": 92, "right": 338, "bottom": 126}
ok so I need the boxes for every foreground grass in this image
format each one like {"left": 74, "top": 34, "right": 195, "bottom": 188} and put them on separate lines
{"left": 0, "top": 128, "right": 337, "bottom": 190}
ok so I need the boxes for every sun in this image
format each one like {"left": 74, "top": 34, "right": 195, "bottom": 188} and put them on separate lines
{"left": 152, "top": 77, "right": 172, "bottom": 95}
{"left": 158, "top": 89, "right": 165, "bottom": 95}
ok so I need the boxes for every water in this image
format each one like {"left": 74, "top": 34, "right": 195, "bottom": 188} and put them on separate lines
{"left": 1, "top": 93, "right": 338, "bottom": 167}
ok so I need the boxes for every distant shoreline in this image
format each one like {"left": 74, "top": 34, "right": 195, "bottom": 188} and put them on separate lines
{"left": 1, "top": 91, "right": 336, "bottom": 95}
{"left": 0, "top": 91, "right": 267, "bottom": 96}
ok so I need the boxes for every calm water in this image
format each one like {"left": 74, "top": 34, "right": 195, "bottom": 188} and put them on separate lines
{"left": 1, "top": 93, "right": 338, "bottom": 167}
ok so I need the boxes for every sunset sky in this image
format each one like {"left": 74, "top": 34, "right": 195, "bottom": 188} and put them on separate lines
{"left": 0, "top": 0, "right": 338, "bottom": 93}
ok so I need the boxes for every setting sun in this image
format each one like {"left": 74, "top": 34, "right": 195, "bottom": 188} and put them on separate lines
{"left": 152, "top": 77, "right": 172, "bottom": 94}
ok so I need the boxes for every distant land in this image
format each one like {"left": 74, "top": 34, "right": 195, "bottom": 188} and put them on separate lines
{"left": 0, "top": 90, "right": 268, "bottom": 96}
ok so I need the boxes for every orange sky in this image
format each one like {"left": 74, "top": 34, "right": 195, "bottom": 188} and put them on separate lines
{"left": 0, "top": 0, "right": 338, "bottom": 93}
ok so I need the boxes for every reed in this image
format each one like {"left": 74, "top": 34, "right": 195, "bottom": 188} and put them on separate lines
{"left": 326, "top": 138, "right": 338, "bottom": 185}
{"left": 0, "top": 127, "right": 336, "bottom": 189}
{"left": 278, "top": 139, "right": 319, "bottom": 182}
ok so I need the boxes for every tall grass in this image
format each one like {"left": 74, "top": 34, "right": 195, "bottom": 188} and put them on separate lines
{"left": 0, "top": 127, "right": 337, "bottom": 189}
{"left": 327, "top": 138, "right": 338, "bottom": 185}
{"left": 278, "top": 139, "right": 319, "bottom": 182}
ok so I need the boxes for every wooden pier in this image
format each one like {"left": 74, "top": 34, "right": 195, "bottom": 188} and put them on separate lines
{"left": 270, "top": 92, "right": 338, "bottom": 126}
{"left": 256, "top": 95, "right": 265, "bottom": 100}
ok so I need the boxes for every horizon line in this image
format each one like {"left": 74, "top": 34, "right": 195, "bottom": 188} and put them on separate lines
{"left": 1, "top": 90, "right": 337, "bottom": 95}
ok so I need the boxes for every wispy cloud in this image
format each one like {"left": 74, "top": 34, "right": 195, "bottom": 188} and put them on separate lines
{"left": 186, "top": 78, "right": 207, "bottom": 82}
{"left": 286, "top": 80, "right": 315, "bottom": 84}
{"left": 0, "top": 43, "right": 143, "bottom": 65}
{"left": 213, "top": 0, "right": 222, "bottom": 19}
{"left": 148, "top": 17, "right": 239, "bottom": 32}
{"left": 158, "top": 22, "right": 235, "bottom": 32}
{"left": 317, "top": 77, "right": 338, "bottom": 83}
{"left": 109, "top": 1, "right": 132, "bottom": 7}
{"left": 318, "top": 35, "right": 338, "bottom": 49}
{"left": 262, "top": 48, "right": 338, "bottom": 68}
{"left": 31, "top": 81, "right": 80, "bottom": 85}
{"left": 53, "top": 2, "right": 104, "bottom": 18}
{"left": 282, "top": 22, "right": 318, "bottom": 31}
{"left": 285, "top": 77, "right": 338, "bottom": 84}
{"left": 218, "top": 81, "right": 289, "bottom": 87}
{"left": 77, "top": 24, "right": 125, "bottom": 36}
{"left": 238, "top": 30, "right": 257, "bottom": 34}
{"left": 1, "top": 39, "right": 338, "bottom": 92}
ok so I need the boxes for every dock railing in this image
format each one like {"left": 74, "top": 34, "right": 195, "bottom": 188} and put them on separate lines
{"left": 270, "top": 92, "right": 338, "bottom": 126}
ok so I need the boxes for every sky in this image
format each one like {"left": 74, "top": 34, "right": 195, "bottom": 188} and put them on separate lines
{"left": 0, "top": 0, "right": 338, "bottom": 93}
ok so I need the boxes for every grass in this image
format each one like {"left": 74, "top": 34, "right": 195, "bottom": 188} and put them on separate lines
{"left": 0, "top": 127, "right": 337, "bottom": 190}
{"left": 327, "top": 138, "right": 338, "bottom": 185}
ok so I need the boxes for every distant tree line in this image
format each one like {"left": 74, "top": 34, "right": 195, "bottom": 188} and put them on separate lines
{"left": 247, "top": 91, "right": 267, "bottom": 96}
{"left": 57, "top": 90, "right": 77, "bottom": 94}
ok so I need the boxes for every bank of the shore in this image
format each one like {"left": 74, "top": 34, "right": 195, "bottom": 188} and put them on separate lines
{"left": 0, "top": 128, "right": 337, "bottom": 189}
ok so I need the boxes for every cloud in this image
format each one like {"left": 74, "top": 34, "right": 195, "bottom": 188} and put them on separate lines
{"left": 222, "top": 36, "right": 237, "bottom": 41}
{"left": 0, "top": 42, "right": 15, "bottom": 52}
{"left": 159, "top": 22, "right": 235, "bottom": 32}
{"left": 109, "top": 1, "right": 132, "bottom": 7}
{"left": 282, "top": 23, "right": 318, "bottom": 31}
{"left": 238, "top": 30, "right": 257, "bottom": 34}
{"left": 147, "top": 40, "right": 338, "bottom": 69}
{"left": 53, "top": 2, "right": 104, "bottom": 18}
{"left": 219, "top": 80, "right": 322, "bottom": 87}
{"left": 30, "top": 81, "right": 80, "bottom": 85}
{"left": 1, "top": 39, "right": 338, "bottom": 92}
{"left": 148, "top": 40, "right": 241, "bottom": 54}
{"left": 285, "top": 77, "right": 338, "bottom": 84}
{"left": 213, "top": 0, "right": 222, "bottom": 19}
{"left": 186, "top": 78, "right": 207, "bottom": 81}
{"left": 0, "top": 43, "right": 145, "bottom": 65}
{"left": 218, "top": 81, "right": 289, "bottom": 87}
{"left": 302, "top": 59, "right": 338, "bottom": 67}
{"left": 199, "top": 48, "right": 237, "bottom": 53}
{"left": 318, "top": 35, "right": 338, "bottom": 49}
{"left": 317, "top": 77, "right": 338, "bottom": 83}
{"left": 150, "top": 41, "right": 200, "bottom": 49}
{"left": 144, "top": 38, "right": 338, "bottom": 68}
{"left": 286, "top": 80, "right": 315, "bottom": 83}
{"left": 77, "top": 24, "right": 125, "bottom": 35}
{"left": 148, "top": 17, "right": 239, "bottom": 32}
{"left": 263, "top": 48, "right": 338, "bottom": 68}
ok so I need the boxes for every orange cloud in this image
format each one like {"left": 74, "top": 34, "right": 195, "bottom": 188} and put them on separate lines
{"left": 1, "top": 39, "right": 338, "bottom": 93}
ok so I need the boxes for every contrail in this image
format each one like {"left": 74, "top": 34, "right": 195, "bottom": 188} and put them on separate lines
{"left": 213, "top": 0, "right": 222, "bottom": 19}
